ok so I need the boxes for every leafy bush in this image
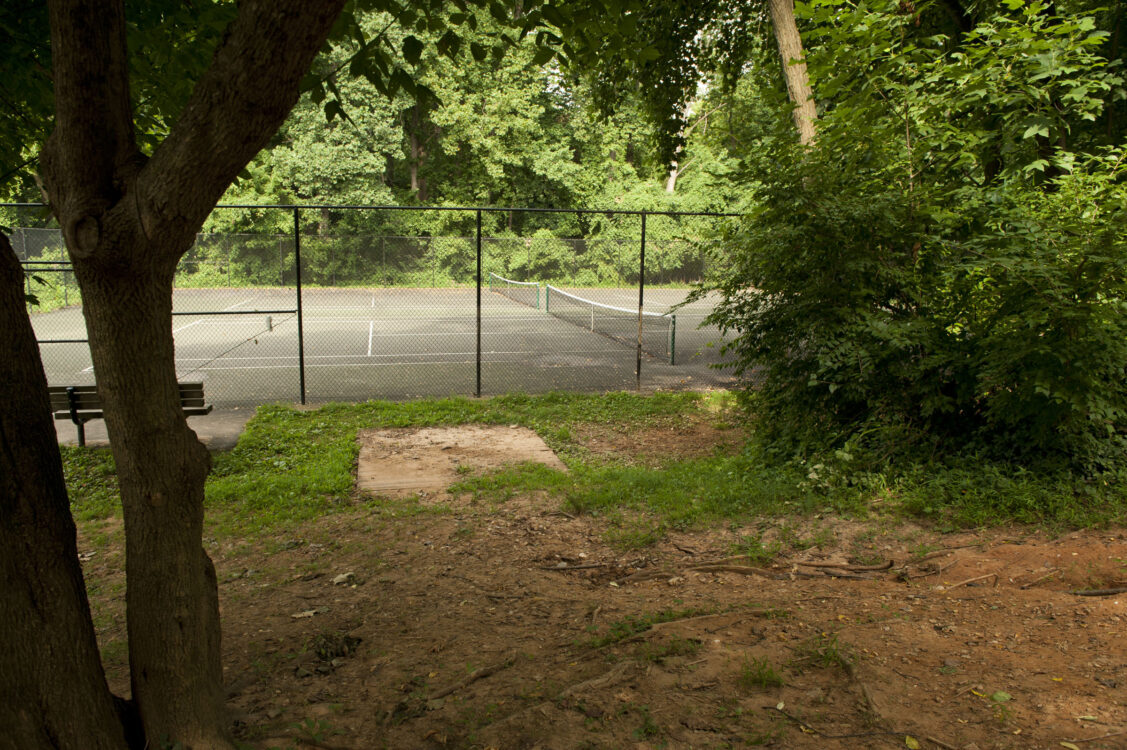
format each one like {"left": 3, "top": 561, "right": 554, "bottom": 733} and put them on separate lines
{"left": 706, "top": 0, "right": 1127, "bottom": 472}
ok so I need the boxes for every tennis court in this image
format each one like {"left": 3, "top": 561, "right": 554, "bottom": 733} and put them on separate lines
{"left": 14, "top": 203, "right": 738, "bottom": 406}
{"left": 30, "top": 284, "right": 734, "bottom": 406}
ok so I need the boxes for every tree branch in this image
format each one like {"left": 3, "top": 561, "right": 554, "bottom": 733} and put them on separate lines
{"left": 43, "top": 0, "right": 137, "bottom": 256}
{"left": 137, "top": 0, "right": 347, "bottom": 255}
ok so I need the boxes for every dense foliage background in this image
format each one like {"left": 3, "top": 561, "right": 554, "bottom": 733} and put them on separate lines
{"left": 7, "top": 0, "right": 1125, "bottom": 472}
{"left": 703, "top": 0, "right": 1127, "bottom": 472}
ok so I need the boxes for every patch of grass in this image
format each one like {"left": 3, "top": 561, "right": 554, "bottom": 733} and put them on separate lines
{"left": 897, "top": 462, "right": 1127, "bottom": 530}
{"left": 603, "top": 514, "right": 667, "bottom": 550}
{"left": 791, "top": 632, "right": 852, "bottom": 673}
{"left": 58, "top": 390, "right": 1127, "bottom": 544}
{"left": 61, "top": 446, "right": 119, "bottom": 521}
{"left": 205, "top": 392, "right": 702, "bottom": 534}
{"left": 563, "top": 453, "right": 869, "bottom": 539}
{"left": 620, "top": 703, "right": 660, "bottom": 740}
{"left": 635, "top": 635, "right": 702, "bottom": 664}
{"left": 730, "top": 534, "right": 782, "bottom": 565}
{"left": 738, "top": 656, "right": 785, "bottom": 690}
{"left": 448, "top": 462, "right": 571, "bottom": 503}
{"left": 584, "top": 608, "right": 711, "bottom": 648}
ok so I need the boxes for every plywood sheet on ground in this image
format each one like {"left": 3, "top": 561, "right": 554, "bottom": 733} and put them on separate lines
{"left": 356, "top": 424, "right": 566, "bottom": 496}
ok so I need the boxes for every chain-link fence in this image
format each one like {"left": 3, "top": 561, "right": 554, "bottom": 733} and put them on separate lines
{"left": 7, "top": 203, "right": 738, "bottom": 406}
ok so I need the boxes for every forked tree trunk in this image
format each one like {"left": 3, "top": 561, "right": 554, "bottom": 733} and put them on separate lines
{"left": 0, "top": 235, "right": 127, "bottom": 750}
{"left": 39, "top": 0, "right": 347, "bottom": 744}
{"left": 72, "top": 222, "right": 226, "bottom": 745}
{"left": 767, "top": 0, "right": 817, "bottom": 145}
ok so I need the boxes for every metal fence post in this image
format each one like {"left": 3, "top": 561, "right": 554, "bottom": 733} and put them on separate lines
{"left": 636, "top": 212, "right": 647, "bottom": 390}
{"left": 294, "top": 207, "right": 307, "bottom": 405}
{"left": 476, "top": 209, "right": 482, "bottom": 397}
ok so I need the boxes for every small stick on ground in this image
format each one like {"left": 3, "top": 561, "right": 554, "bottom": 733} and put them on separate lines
{"left": 763, "top": 705, "right": 906, "bottom": 740}
{"left": 545, "top": 510, "right": 576, "bottom": 520}
{"left": 540, "top": 563, "right": 607, "bottom": 571}
{"left": 687, "top": 564, "right": 780, "bottom": 578}
{"left": 430, "top": 652, "right": 518, "bottom": 700}
{"left": 1070, "top": 587, "right": 1127, "bottom": 597}
{"left": 615, "top": 569, "right": 675, "bottom": 585}
{"left": 1020, "top": 568, "right": 1060, "bottom": 590}
{"left": 817, "top": 568, "right": 875, "bottom": 580}
{"left": 1064, "top": 730, "right": 1126, "bottom": 744}
{"left": 796, "top": 560, "right": 893, "bottom": 572}
{"left": 558, "top": 661, "right": 635, "bottom": 699}
{"left": 943, "top": 572, "right": 997, "bottom": 590}
{"left": 906, "top": 560, "right": 958, "bottom": 580}
{"left": 925, "top": 735, "right": 958, "bottom": 750}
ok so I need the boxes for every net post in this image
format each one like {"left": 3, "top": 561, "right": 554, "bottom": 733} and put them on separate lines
{"left": 637, "top": 212, "right": 647, "bottom": 390}
{"left": 294, "top": 207, "right": 306, "bottom": 405}
{"left": 669, "top": 314, "right": 676, "bottom": 366}
{"left": 476, "top": 209, "right": 482, "bottom": 398}
{"left": 545, "top": 284, "right": 550, "bottom": 313}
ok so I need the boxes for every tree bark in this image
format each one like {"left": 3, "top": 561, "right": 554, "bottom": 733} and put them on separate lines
{"left": 40, "top": 0, "right": 346, "bottom": 745}
{"left": 0, "top": 234, "right": 127, "bottom": 750}
{"left": 767, "top": 0, "right": 817, "bottom": 146}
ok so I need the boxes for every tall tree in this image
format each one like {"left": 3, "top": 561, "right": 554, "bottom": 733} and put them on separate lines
{"left": 766, "top": 0, "right": 816, "bottom": 145}
{"left": 3, "top": 0, "right": 527, "bottom": 743}
{"left": 17, "top": 0, "right": 347, "bottom": 745}
{"left": 0, "top": 233, "right": 126, "bottom": 749}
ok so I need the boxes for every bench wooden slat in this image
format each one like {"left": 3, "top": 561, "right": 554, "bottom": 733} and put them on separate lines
{"left": 54, "top": 410, "right": 106, "bottom": 421}
{"left": 49, "top": 393, "right": 103, "bottom": 409}
{"left": 48, "top": 382, "right": 212, "bottom": 445}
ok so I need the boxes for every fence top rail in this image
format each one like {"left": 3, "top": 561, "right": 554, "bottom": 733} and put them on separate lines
{"left": 2, "top": 202, "right": 739, "bottom": 218}
{"left": 489, "top": 272, "right": 539, "bottom": 287}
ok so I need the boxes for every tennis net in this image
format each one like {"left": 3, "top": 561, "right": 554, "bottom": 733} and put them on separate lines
{"left": 545, "top": 285, "right": 676, "bottom": 364}
{"left": 488, "top": 272, "right": 540, "bottom": 309}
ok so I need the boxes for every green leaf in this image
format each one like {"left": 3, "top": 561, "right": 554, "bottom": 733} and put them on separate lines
{"left": 436, "top": 29, "right": 462, "bottom": 58}
{"left": 990, "top": 691, "right": 1012, "bottom": 703}
{"left": 324, "top": 99, "right": 347, "bottom": 123}
{"left": 489, "top": 1, "right": 509, "bottom": 23}
{"left": 905, "top": 737, "right": 920, "bottom": 750}
{"left": 470, "top": 42, "right": 488, "bottom": 62}
{"left": 532, "top": 46, "right": 555, "bottom": 66}
{"left": 402, "top": 36, "right": 424, "bottom": 65}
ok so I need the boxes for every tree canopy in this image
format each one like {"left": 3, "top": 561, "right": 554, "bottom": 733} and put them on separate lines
{"left": 2, "top": 0, "right": 1125, "bottom": 747}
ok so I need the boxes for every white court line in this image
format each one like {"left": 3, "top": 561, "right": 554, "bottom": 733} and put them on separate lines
{"left": 180, "top": 329, "right": 595, "bottom": 339}
{"left": 222, "top": 297, "right": 253, "bottom": 311}
{"left": 172, "top": 319, "right": 205, "bottom": 334}
{"left": 299, "top": 317, "right": 563, "bottom": 325}
{"left": 174, "top": 348, "right": 611, "bottom": 363}
{"left": 367, "top": 321, "right": 374, "bottom": 356}
{"left": 184, "top": 357, "right": 621, "bottom": 371}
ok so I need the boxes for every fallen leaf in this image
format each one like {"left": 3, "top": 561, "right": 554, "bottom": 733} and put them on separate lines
{"left": 905, "top": 736, "right": 921, "bottom": 749}
{"left": 1060, "top": 743, "right": 1081, "bottom": 750}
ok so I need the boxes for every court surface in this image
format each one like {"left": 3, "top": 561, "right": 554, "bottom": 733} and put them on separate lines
{"left": 31, "top": 286, "right": 735, "bottom": 406}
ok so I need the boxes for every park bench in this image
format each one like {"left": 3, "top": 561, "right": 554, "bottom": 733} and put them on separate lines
{"left": 49, "top": 382, "right": 212, "bottom": 446}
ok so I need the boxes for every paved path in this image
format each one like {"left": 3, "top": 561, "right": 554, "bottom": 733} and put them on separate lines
{"left": 54, "top": 407, "right": 256, "bottom": 451}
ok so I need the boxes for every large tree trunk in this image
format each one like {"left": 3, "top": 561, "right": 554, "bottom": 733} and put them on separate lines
{"left": 0, "top": 234, "right": 127, "bottom": 750}
{"left": 40, "top": 0, "right": 346, "bottom": 744}
{"left": 767, "top": 0, "right": 817, "bottom": 146}
{"left": 77, "top": 230, "right": 225, "bottom": 746}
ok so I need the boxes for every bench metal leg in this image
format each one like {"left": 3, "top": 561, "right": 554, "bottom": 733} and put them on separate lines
{"left": 76, "top": 420, "right": 85, "bottom": 447}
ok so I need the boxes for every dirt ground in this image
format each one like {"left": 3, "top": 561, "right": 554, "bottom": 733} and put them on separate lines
{"left": 78, "top": 417, "right": 1127, "bottom": 749}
